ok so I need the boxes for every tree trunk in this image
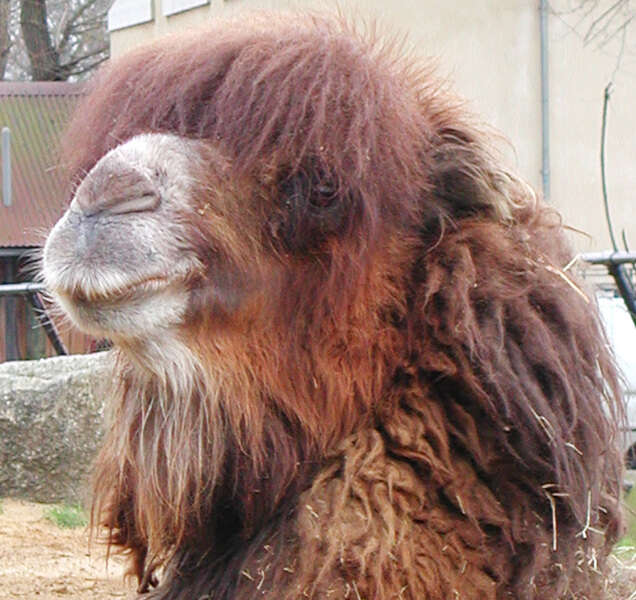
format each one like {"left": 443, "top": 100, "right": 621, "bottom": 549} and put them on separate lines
{"left": 0, "top": 0, "right": 10, "bottom": 79}
{"left": 20, "top": 0, "right": 64, "bottom": 80}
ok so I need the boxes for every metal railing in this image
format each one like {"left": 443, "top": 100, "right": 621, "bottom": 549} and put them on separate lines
{"left": 582, "top": 251, "right": 636, "bottom": 327}
{"left": 0, "top": 282, "right": 67, "bottom": 356}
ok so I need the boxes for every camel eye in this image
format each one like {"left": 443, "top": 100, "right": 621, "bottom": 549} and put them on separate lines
{"left": 316, "top": 184, "right": 333, "bottom": 194}
{"left": 280, "top": 172, "right": 338, "bottom": 213}
{"left": 271, "top": 171, "right": 347, "bottom": 253}
{"left": 311, "top": 182, "right": 338, "bottom": 210}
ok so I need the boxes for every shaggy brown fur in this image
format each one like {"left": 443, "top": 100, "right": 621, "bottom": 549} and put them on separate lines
{"left": 52, "top": 14, "right": 623, "bottom": 600}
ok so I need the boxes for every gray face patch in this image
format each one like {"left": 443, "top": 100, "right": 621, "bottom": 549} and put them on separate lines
{"left": 43, "top": 133, "right": 205, "bottom": 341}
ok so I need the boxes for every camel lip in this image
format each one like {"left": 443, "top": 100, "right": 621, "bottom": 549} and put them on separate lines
{"left": 49, "top": 272, "right": 193, "bottom": 340}
{"left": 54, "top": 274, "right": 175, "bottom": 307}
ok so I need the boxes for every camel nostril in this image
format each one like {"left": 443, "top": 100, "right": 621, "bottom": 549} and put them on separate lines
{"left": 106, "top": 192, "right": 160, "bottom": 215}
{"left": 75, "top": 159, "right": 161, "bottom": 217}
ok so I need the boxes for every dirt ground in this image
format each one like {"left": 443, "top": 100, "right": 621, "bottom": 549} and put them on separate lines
{"left": 0, "top": 499, "right": 132, "bottom": 599}
{"left": 0, "top": 498, "right": 634, "bottom": 600}
{"left": 605, "top": 549, "right": 636, "bottom": 600}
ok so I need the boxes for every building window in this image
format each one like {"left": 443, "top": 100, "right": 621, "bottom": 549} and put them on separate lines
{"left": 163, "top": 0, "right": 210, "bottom": 17}
{"left": 108, "top": 0, "right": 154, "bottom": 32}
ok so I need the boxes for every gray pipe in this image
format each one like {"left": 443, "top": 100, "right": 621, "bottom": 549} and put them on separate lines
{"left": 0, "top": 282, "right": 46, "bottom": 295}
{"left": 540, "top": 0, "right": 551, "bottom": 201}
{"left": 2, "top": 127, "right": 10, "bottom": 207}
{"left": 582, "top": 251, "right": 636, "bottom": 265}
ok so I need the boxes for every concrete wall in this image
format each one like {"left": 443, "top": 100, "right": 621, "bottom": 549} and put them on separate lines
{"left": 0, "top": 352, "right": 110, "bottom": 502}
{"left": 109, "top": 0, "right": 636, "bottom": 256}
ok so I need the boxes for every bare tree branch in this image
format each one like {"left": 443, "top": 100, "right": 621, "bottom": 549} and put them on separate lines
{"left": 58, "top": 0, "right": 106, "bottom": 54}
{"left": 551, "top": 0, "right": 635, "bottom": 54}
{"left": 61, "top": 41, "right": 107, "bottom": 68}
{"left": 609, "top": 15, "right": 630, "bottom": 76}
{"left": 64, "top": 51, "right": 107, "bottom": 77}
{"left": 600, "top": 83, "right": 619, "bottom": 252}
{"left": 584, "top": 0, "right": 626, "bottom": 44}
{"left": 6, "top": 0, "right": 110, "bottom": 81}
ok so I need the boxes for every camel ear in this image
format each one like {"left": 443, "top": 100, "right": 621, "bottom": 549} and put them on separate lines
{"left": 429, "top": 125, "right": 519, "bottom": 223}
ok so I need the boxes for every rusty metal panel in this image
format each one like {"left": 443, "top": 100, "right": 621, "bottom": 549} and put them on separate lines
{"left": 0, "top": 82, "right": 84, "bottom": 247}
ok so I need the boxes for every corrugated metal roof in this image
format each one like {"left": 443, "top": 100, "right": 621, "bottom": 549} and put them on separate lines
{"left": 0, "top": 82, "right": 84, "bottom": 247}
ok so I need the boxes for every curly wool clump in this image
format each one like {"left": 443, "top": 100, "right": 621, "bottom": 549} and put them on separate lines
{"left": 52, "top": 13, "right": 623, "bottom": 600}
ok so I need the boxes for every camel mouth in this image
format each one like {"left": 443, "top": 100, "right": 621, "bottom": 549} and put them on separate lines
{"left": 56, "top": 274, "right": 176, "bottom": 308}
{"left": 49, "top": 271, "right": 193, "bottom": 340}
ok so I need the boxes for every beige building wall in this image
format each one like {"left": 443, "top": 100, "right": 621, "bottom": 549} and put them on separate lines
{"left": 109, "top": 0, "right": 636, "bottom": 256}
